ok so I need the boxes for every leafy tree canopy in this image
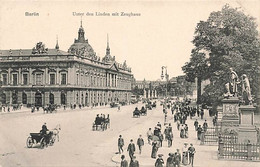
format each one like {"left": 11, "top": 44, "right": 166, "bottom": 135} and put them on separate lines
{"left": 183, "top": 4, "right": 260, "bottom": 105}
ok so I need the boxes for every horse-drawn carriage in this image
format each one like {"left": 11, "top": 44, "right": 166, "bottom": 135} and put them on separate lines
{"left": 133, "top": 107, "right": 141, "bottom": 117}
{"left": 26, "top": 131, "right": 55, "bottom": 149}
{"left": 152, "top": 102, "right": 157, "bottom": 108}
{"left": 140, "top": 106, "right": 147, "bottom": 116}
{"left": 110, "top": 102, "right": 119, "bottom": 108}
{"left": 43, "top": 104, "right": 57, "bottom": 113}
{"left": 92, "top": 115, "right": 110, "bottom": 131}
{"left": 146, "top": 103, "right": 152, "bottom": 110}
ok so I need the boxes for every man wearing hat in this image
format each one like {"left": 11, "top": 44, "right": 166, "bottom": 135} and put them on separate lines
{"left": 127, "top": 139, "right": 136, "bottom": 160}
{"left": 118, "top": 135, "right": 124, "bottom": 154}
{"left": 188, "top": 143, "right": 196, "bottom": 167}
{"left": 155, "top": 154, "right": 164, "bottom": 167}
{"left": 129, "top": 155, "right": 139, "bottom": 167}
{"left": 166, "top": 153, "right": 175, "bottom": 167}
{"left": 120, "top": 155, "right": 128, "bottom": 167}
{"left": 137, "top": 135, "right": 144, "bottom": 154}
{"left": 203, "top": 120, "right": 208, "bottom": 132}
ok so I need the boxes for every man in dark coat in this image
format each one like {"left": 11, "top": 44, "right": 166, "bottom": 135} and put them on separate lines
{"left": 188, "top": 143, "right": 196, "bottom": 167}
{"left": 194, "top": 119, "right": 198, "bottom": 130}
{"left": 155, "top": 154, "right": 164, "bottom": 167}
{"left": 197, "top": 125, "right": 203, "bottom": 140}
{"left": 129, "top": 156, "right": 139, "bottom": 167}
{"left": 41, "top": 123, "right": 48, "bottom": 135}
{"left": 127, "top": 139, "right": 135, "bottom": 160}
{"left": 120, "top": 155, "right": 128, "bottom": 167}
{"left": 166, "top": 153, "right": 175, "bottom": 167}
{"left": 118, "top": 135, "right": 124, "bottom": 154}
{"left": 203, "top": 120, "right": 208, "bottom": 132}
{"left": 137, "top": 135, "right": 144, "bottom": 154}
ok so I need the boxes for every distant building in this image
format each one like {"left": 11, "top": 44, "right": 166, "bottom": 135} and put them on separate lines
{"left": 0, "top": 21, "right": 133, "bottom": 107}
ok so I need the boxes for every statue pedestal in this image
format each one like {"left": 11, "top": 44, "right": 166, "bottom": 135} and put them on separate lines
{"left": 221, "top": 97, "right": 240, "bottom": 133}
{"left": 238, "top": 105, "right": 257, "bottom": 143}
{"left": 239, "top": 105, "right": 255, "bottom": 125}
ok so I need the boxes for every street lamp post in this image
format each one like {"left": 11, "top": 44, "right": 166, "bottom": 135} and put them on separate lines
{"left": 161, "top": 66, "right": 169, "bottom": 98}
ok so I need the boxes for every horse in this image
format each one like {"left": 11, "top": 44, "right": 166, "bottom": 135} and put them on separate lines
{"left": 51, "top": 124, "right": 61, "bottom": 142}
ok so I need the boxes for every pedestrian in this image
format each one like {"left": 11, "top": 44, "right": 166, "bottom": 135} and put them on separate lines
{"left": 188, "top": 143, "right": 196, "bottom": 167}
{"left": 167, "top": 131, "right": 173, "bottom": 147}
{"left": 137, "top": 135, "right": 144, "bottom": 154}
{"left": 203, "top": 120, "right": 208, "bottom": 132}
{"left": 182, "top": 143, "right": 189, "bottom": 165}
{"left": 194, "top": 119, "right": 198, "bottom": 131}
{"left": 158, "top": 132, "right": 164, "bottom": 147}
{"left": 127, "top": 139, "right": 135, "bottom": 160}
{"left": 118, "top": 135, "right": 124, "bottom": 154}
{"left": 200, "top": 108, "right": 204, "bottom": 119}
{"left": 166, "top": 153, "right": 175, "bottom": 167}
{"left": 155, "top": 154, "right": 164, "bottom": 167}
{"left": 120, "top": 155, "right": 128, "bottom": 167}
{"left": 180, "top": 124, "right": 185, "bottom": 138}
{"left": 151, "top": 141, "right": 158, "bottom": 158}
{"left": 197, "top": 125, "right": 203, "bottom": 140}
{"left": 196, "top": 107, "right": 200, "bottom": 117}
{"left": 168, "top": 123, "right": 172, "bottom": 133}
{"left": 174, "top": 149, "right": 181, "bottom": 167}
{"left": 176, "top": 119, "right": 180, "bottom": 130}
{"left": 184, "top": 124, "right": 189, "bottom": 138}
{"left": 147, "top": 128, "right": 153, "bottom": 144}
{"left": 129, "top": 156, "right": 139, "bottom": 167}
{"left": 118, "top": 105, "right": 121, "bottom": 112}
{"left": 157, "top": 122, "right": 162, "bottom": 128}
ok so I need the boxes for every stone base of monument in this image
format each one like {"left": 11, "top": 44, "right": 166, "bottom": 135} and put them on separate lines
{"left": 238, "top": 126, "right": 257, "bottom": 143}
{"left": 239, "top": 105, "right": 255, "bottom": 125}
{"left": 237, "top": 105, "right": 257, "bottom": 143}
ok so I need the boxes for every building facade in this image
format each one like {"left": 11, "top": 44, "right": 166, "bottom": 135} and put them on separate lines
{"left": 0, "top": 22, "right": 133, "bottom": 107}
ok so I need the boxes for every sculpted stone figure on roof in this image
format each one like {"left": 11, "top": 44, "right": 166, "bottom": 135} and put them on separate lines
{"left": 32, "top": 42, "right": 48, "bottom": 54}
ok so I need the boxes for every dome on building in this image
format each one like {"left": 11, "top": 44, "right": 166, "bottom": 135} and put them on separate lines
{"left": 68, "top": 20, "right": 97, "bottom": 59}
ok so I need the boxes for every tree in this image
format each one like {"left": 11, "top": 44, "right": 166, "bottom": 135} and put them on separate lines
{"left": 183, "top": 4, "right": 260, "bottom": 107}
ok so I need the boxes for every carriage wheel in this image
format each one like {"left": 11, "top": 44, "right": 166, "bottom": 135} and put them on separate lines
{"left": 26, "top": 137, "right": 33, "bottom": 148}
{"left": 40, "top": 138, "right": 46, "bottom": 149}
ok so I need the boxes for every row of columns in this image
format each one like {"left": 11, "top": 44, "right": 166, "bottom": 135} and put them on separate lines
{"left": 107, "top": 73, "right": 117, "bottom": 87}
{"left": 143, "top": 89, "right": 157, "bottom": 98}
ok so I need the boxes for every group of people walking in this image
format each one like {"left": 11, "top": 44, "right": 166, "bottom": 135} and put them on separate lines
{"left": 118, "top": 100, "right": 202, "bottom": 167}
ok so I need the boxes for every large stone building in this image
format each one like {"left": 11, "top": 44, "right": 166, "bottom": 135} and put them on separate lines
{"left": 0, "top": 21, "right": 133, "bottom": 107}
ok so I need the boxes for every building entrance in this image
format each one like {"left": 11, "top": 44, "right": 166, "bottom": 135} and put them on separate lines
{"left": 35, "top": 92, "right": 42, "bottom": 107}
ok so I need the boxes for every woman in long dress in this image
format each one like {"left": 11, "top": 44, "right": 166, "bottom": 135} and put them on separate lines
{"left": 151, "top": 141, "right": 158, "bottom": 158}
{"left": 182, "top": 143, "right": 189, "bottom": 165}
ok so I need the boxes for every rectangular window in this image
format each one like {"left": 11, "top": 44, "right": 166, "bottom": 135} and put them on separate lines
{"left": 36, "top": 74, "right": 42, "bottom": 85}
{"left": 50, "top": 74, "right": 55, "bottom": 85}
{"left": 2, "top": 74, "right": 7, "bottom": 85}
{"left": 13, "top": 74, "right": 18, "bottom": 85}
{"left": 23, "top": 74, "right": 28, "bottom": 85}
{"left": 61, "top": 73, "right": 66, "bottom": 85}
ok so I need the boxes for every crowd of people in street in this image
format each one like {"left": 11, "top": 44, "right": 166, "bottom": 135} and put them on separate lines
{"left": 117, "top": 99, "right": 206, "bottom": 167}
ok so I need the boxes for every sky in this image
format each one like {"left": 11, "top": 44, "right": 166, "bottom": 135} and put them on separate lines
{"left": 0, "top": 0, "right": 259, "bottom": 81}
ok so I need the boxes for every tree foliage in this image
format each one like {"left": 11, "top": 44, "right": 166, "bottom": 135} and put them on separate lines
{"left": 183, "top": 4, "right": 260, "bottom": 106}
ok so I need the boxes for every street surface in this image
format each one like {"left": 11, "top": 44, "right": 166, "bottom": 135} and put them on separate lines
{"left": 0, "top": 102, "right": 259, "bottom": 167}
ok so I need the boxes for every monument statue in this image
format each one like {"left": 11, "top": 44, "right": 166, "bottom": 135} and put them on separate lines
{"left": 241, "top": 74, "right": 252, "bottom": 105}
{"left": 225, "top": 68, "right": 239, "bottom": 97}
